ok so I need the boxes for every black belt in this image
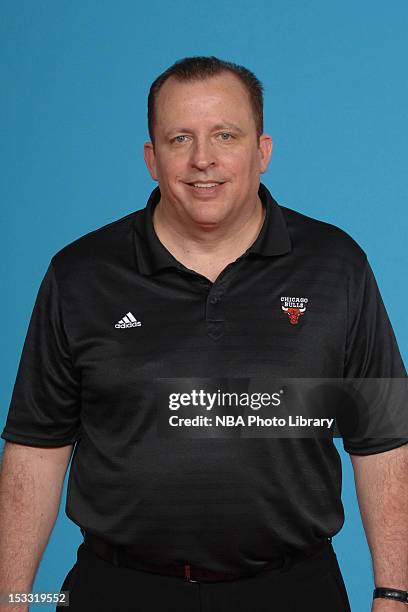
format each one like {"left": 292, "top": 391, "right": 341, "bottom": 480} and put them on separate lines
{"left": 82, "top": 531, "right": 332, "bottom": 583}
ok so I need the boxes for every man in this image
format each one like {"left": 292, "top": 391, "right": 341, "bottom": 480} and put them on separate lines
{"left": 0, "top": 56, "right": 407, "bottom": 612}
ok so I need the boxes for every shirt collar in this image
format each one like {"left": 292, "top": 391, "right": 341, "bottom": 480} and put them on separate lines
{"left": 133, "top": 182, "right": 292, "bottom": 276}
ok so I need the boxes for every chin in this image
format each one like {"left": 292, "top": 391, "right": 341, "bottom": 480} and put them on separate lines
{"left": 190, "top": 212, "right": 222, "bottom": 227}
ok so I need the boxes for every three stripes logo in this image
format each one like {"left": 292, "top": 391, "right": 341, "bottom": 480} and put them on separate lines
{"left": 115, "top": 312, "right": 142, "bottom": 329}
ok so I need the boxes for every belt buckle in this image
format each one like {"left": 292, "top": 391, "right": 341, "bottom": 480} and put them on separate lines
{"left": 184, "top": 563, "right": 198, "bottom": 583}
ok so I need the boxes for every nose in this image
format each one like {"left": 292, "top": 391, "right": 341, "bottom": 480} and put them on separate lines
{"left": 190, "top": 137, "right": 216, "bottom": 171}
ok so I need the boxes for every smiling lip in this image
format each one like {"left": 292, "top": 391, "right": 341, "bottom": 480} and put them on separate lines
{"left": 184, "top": 181, "right": 226, "bottom": 196}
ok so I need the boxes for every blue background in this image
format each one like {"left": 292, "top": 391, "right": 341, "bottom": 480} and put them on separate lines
{"left": 1, "top": 1, "right": 407, "bottom": 610}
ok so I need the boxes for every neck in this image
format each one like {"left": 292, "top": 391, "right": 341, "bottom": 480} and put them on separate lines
{"left": 152, "top": 193, "right": 265, "bottom": 282}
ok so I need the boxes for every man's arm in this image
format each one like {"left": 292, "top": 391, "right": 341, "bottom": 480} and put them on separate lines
{"left": 0, "top": 441, "right": 73, "bottom": 611}
{"left": 350, "top": 443, "right": 408, "bottom": 611}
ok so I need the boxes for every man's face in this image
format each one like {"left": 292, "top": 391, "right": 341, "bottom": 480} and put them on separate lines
{"left": 144, "top": 72, "right": 272, "bottom": 228}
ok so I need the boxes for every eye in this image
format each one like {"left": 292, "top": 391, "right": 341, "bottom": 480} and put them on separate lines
{"left": 217, "top": 132, "right": 234, "bottom": 141}
{"left": 172, "top": 135, "right": 189, "bottom": 144}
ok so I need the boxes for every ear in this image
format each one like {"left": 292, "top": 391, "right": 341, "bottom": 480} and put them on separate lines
{"left": 258, "top": 134, "right": 273, "bottom": 174}
{"left": 144, "top": 141, "right": 158, "bottom": 181}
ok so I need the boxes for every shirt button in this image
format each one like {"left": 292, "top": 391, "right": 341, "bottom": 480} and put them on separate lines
{"left": 209, "top": 296, "right": 219, "bottom": 304}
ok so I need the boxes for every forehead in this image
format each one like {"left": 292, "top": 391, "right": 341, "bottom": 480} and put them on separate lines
{"left": 154, "top": 72, "right": 254, "bottom": 130}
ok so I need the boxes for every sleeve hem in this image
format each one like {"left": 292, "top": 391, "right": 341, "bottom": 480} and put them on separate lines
{"left": 1, "top": 430, "right": 80, "bottom": 447}
{"left": 345, "top": 439, "right": 408, "bottom": 456}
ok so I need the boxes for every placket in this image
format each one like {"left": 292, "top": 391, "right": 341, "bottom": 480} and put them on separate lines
{"left": 202, "top": 260, "right": 241, "bottom": 341}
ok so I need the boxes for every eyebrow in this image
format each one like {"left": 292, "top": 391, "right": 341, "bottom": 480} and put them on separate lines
{"left": 165, "top": 122, "right": 245, "bottom": 137}
{"left": 212, "top": 122, "right": 245, "bottom": 134}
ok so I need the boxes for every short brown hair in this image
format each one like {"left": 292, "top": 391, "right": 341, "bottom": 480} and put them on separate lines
{"left": 147, "top": 56, "right": 264, "bottom": 144}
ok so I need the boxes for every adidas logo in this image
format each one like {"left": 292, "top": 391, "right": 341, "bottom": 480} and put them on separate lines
{"left": 115, "top": 312, "right": 142, "bottom": 329}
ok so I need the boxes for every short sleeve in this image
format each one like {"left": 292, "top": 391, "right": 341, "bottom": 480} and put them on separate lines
{"left": 1, "top": 262, "right": 81, "bottom": 447}
{"left": 341, "top": 256, "right": 408, "bottom": 455}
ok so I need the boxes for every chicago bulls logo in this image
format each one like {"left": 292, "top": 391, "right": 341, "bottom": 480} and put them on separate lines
{"left": 281, "top": 296, "right": 308, "bottom": 325}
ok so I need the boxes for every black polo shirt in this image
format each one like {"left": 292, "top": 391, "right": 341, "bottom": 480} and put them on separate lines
{"left": 2, "top": 182, "right": 407, "bottom": 574}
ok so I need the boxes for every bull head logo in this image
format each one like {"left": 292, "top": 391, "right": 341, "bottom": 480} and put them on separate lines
{"left": 282, "top": 305, "right": 306, "bottom": 325}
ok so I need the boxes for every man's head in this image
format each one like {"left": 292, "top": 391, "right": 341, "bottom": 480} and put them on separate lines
{"left": 144, "top": 56, "right": 272, "bottom": 229}
{"left": 147, "top": 56, "right": 264, "bottom": 145}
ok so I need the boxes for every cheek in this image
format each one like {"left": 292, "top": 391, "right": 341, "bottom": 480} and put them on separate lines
{"left": 156, "top": 156, "right": 186, "bottom": 181}
{"left": 228, "top": 154, "right": 258, "bottom": 181}
{"left": 227, "top": 147, "right": 257, "bottom": 169}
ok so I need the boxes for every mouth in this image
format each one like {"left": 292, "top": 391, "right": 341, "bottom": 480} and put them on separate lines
{"left": 184, "top": 181, "right": 226, "bottom": 194}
